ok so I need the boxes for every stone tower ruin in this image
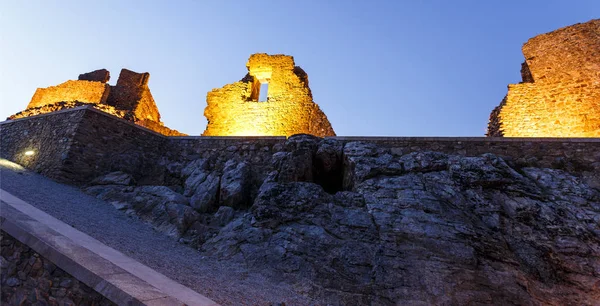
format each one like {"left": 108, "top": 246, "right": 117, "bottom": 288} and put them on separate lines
{"left": 487, "top": 19, "right": 600, "bottom": 137}
{"left": 202, "top": 53, "right": 336, "bottom": 137}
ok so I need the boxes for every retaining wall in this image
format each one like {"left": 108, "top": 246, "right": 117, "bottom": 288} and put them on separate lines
{"left": 1, "top": 107, "right": 599, "bottom": 185}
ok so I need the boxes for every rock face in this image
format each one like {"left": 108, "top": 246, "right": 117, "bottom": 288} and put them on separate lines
{"left": 202, "top": 53, "right": 336, "bottom": 137}
{"left": 83, "top": 135, "right": 600, "bottom": 305}
{"left": 85, "top": 185, "right": 198, "bottom": 238}
{"left": 90, "top": 171, "right": 134, "bottom": 186}
{"left": 488, "top": 19, "right": 600, "bottom": 137}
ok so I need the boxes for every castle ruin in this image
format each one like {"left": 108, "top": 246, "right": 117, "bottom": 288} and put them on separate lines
{"left": 2, "top": 21, "right": 600, "bottom": 305}
{"left": 202, "top": 53, "right": 336, "bottom": 137}
{"left": 12, "top": 68, "right": 185, "bottom": 136}
{"left": 487, "top": 19, "right": 600, "bottom": 137}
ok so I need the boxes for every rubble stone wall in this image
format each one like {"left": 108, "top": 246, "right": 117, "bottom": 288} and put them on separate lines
{"left": 169, "top": 136, "right": 286, "bottom": 160}
{"left": 332, "top": 137, "right": 600, "bottom": 173}
{"left": 488, "top": 19, "right": 600, "bottom": 137}
{"left": 65, "top": 107, "right": 168, "bottom": 185}
{"left": 0, "top": 231, "right": 114, "bottom": 306}
{"left": 203, "top": 53, "right": 335, "bottom": 137}
{"left": 0, "top": 108, "right": 85, "bottom": 180}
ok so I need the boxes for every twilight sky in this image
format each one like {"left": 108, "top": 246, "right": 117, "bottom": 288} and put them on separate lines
{"left": 1, "top": 1, "right": 597, "bottom": 136}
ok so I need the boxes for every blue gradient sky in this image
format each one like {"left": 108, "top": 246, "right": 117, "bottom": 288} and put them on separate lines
{"left": 1, "top": 1, "right": 597, "bottom": 136}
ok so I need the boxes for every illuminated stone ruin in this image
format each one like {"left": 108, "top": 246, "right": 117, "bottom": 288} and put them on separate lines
{"left": 487, "top": 19, "right": 600, "bottom": 137}
{"left": 11, "top": 69, "right": 184, "bottom": 136}
{"left": 202, "top": 53, "right": 336, "bottom": 137}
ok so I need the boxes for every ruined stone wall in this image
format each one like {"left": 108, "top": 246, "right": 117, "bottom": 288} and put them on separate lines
{"left": 0, "top": 108, "right": 85, "bottom": 180}
{"left": 65, "top": 107, "right": 168, "bottom": 185}
{"left": 78, "top": 68, "right": 110, "bottom": 82}
{"left": 1, "top": 107, "right": 168, "bottom": 185}
{"left": 488, "top": 19, "right": 600, "bottom": 137}
{"left": 15, "top": 68, "right": 184, "bottom": 136}
{"left": 106, "top": 69, "right": 161, "bottom": 122}
{"left": 203, "top": 53, "right": 335, "bottom": 137}
{"left": 0, "top": 231, "right": 114, "bottom": 306}
{"left": 27, "top": 80, "right": 110, "bottom": 109}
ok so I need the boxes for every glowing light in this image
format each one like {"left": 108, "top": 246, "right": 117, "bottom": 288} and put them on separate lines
{"left": 24, "top": 150, "right": 35, "bottom": 156}
{"left": 229, "top": 128, "right": 266, "bottom": 136}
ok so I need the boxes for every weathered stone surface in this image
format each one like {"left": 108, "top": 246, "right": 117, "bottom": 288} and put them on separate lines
{"left": 203, "top": 54, "right": 335, "bottom": 137}
{"left": 315, "top": 138, "right": 343, "bottom": 174}
{"left": 78, "top": 69, "right": 110, "bottom": 83}
{"left": 275, "top": 135, "right": 319, "bottom": 183}
{"left": 488, "top": 19, "right": 600, "bottom": 137}
{"left": 106, "top": 69, "right": 161, "bottom": 123}
{"left": 202, "top": 144, "right": 600, "bottom": 305}
{"left": 90, "top": 171, "right": 134, "bottom": 186}
{"left": 65, "top": 128, "right": 600, "bottom": 304}
{"left": 190, "top": 173, "right": 220, "bottom": 213}
{"left": 27, "top": 80, "right": 110, "bottom": 109}
{"left": 1, "top": 231, "right": 114, "bottom": 306}
{"left": 182, "top": 158, "right": 210, "bottom": 196}
{"left": 219, "top": 160, "right": 251, "bottom": 209}
{"left": 12, "top": 68, "right": 185, "bottom": 136}
{"left": 66, "top": 108, "right": 168, "bottom": 185}
{"left": 85, "top": 184, "right": 197, "bottom": 238}
{"left": 1, "top": 108, "right": 86, "bottom": 179}
{"left": 214, "top": 206, "right": 235, "bottom": 227}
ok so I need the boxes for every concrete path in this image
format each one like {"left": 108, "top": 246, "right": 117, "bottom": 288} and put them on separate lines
{"left": 1, "top": 189, "right": 219, "bottom": 306}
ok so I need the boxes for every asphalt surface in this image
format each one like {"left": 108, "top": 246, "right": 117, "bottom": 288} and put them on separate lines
{"left": 0, "top": 159, "right": 314, "bottom": 306}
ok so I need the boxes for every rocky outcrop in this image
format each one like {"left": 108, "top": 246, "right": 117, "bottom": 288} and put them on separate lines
{"left": 85, "top": 185, "right": 199, "bottom": 238}
{"left": 90, "top": 171, "right": 134, "bottom": 186}
{"left": 84, "top": 136, "right": 600, "bottom": 305}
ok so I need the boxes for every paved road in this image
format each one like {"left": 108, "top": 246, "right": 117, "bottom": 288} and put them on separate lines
{"left": 0, "top": 159, "right": 314, "bottom": 306}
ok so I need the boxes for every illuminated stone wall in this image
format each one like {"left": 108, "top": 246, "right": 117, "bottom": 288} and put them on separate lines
{"left": 106, "top": 69, "right": 161, "bottom": 122}
{"left": 203, "top": 53, "right": 335, "bottom": 137}
{"left": 27, "top": 80, "right": 110, "bottom": 109}
{"left": 15, "top": 69, "right": 184, "bottom": 136}
{"left": 488, "top": 19, "right": 600, "bottom": 137}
